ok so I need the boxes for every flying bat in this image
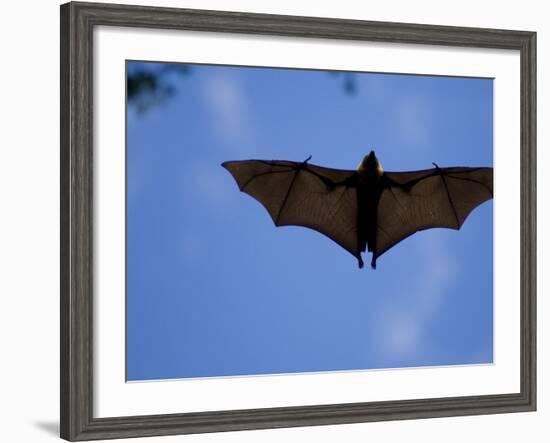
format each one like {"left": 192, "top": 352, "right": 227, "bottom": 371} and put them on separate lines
{"left": 222, "top": 151, "right": 493, "bottom": 269}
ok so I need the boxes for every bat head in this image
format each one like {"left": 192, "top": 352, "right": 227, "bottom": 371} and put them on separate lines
{"left": 357, "top": 151, "right": 383, "bottom": 176}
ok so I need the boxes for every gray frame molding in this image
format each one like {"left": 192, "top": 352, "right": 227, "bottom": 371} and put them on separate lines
{"left": 60, "top": 2, "right": 536, "bottom": 441}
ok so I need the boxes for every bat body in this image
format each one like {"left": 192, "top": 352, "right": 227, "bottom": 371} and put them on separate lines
{"left": 222, "top": 151, "right": 493, "bottom": 269}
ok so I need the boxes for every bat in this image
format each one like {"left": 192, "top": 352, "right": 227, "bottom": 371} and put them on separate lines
{"left": 222, "top": 151, "right": 493, "bottom": 269}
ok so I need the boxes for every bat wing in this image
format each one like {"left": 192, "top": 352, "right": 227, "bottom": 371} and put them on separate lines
{"left": 374, "top": 166, "right": 493, "bottom": 262}
{"left": 222, "top": 159, "right": 361, "bottom": 262}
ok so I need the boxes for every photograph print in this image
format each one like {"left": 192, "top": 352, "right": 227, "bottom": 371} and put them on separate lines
{"left": 126, "top": 61, "right": 493, "bottom": 382}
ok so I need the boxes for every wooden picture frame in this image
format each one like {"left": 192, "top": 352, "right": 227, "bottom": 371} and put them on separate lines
{"left": 60, "top": 1, "right": 536, "bottom": 440}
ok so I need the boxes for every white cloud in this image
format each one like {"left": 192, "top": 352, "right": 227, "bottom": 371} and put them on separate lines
{"left": 201, "top": 73, "right": 255, "bottom": 152}
{"left": 393, "top": 94, "right": 433, "bottom": 150}
{"left": 414, "top": 234, "right": 459, "bottom": 314}
{"left": 383, "top": 313, "right": 422, "bottom": 357}
{"left": 374, "top": 234, "right": 459, "bottom": 360}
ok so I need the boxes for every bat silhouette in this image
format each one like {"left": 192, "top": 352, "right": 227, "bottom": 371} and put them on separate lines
{"left": 222, "top": 151, "right": 493, "bottom": 269}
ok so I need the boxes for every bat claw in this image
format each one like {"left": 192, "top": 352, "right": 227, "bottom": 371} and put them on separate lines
{"left": 297, "top": 155, "right": 313, "bottom": 171}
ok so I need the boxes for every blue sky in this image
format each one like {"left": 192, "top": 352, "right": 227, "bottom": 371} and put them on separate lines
{"left": 126, "top": 62, "right": 493, "bottom": 381}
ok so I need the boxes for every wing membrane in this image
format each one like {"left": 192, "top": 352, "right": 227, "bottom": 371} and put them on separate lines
{"left": 222, "top": 160, "right": 359, "bottom": 258}
{"left": 375, "top": 167, "right": 493, "bottom": 260}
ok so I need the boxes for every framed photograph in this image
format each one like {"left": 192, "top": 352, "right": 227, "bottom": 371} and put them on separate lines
{"left": 60, "top": 1, "right": 536, "bottom": 441}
